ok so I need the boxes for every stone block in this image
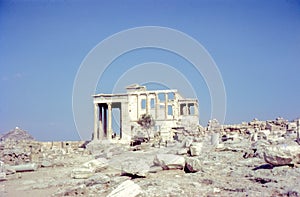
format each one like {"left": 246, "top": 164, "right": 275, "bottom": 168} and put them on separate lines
{"left": 107, "top": 180, "right": 142, "bottom": 197}
{"left": 71, "top": 167, "right": 94, "bottom": 179}
{"left": 121, "top": 159, "right": 150, "bottom": 177}
{"left": 190, "top": 143, "right": 202, "bottom": 156}
{"left": 11, "top": 163, "right": 38, "bottom": 172}
{"left": 153, "top": 154, "right": 185, "bottom": 170}
{"left": 264, "top": 144, "right": 300, "bottom": 166}
{"left": 82, "top": 158, "right": 108, "bottom": 172}
{"left": 0, "top": 172, "right": 6, "bottom": 181}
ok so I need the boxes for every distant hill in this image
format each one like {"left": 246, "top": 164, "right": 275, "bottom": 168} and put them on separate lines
{"left": 0, "top": 127, "right": 35, "bottom": 141}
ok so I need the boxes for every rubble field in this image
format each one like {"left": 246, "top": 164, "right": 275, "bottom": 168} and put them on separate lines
{"left": 1, "top": 118, "right": 300, "bottom": 197}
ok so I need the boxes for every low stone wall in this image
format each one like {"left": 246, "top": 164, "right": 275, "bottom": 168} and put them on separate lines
{"left": 0, "top": 140, "right": 89, "bottom": 165}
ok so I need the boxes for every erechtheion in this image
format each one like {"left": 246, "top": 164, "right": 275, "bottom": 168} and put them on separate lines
{"left": 92, "top": 84, "right": 199, "bottom": 142}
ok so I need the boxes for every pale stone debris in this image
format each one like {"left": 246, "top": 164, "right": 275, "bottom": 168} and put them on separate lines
{"left": 263, "top": 144, "right": 300, "bottom": 166}
{"left": 71, "top": 167, "right": 95, "bottom": 179}
{"left": 1, "top": 93, "right": 300, "bottom": 196}
{"left": 11, "top": 163, "right": 38, "bottom": 172}
{"left": 189, "top": 142, "right": 203, "bottom": 156}
{"left": 71, "top": 158, "right": 108, "bottom": 179}
{"left": 107, "top": 180, "right": 142, "bottom": 197}
{"left": 211, "top": 133, "right": 220, "bottom": 146}
{"left": 0, "top": 172, "right": 6, "bottom": 181}
{"left": 121, "top": 158, "right": 150, "bottom": 177}
{"left": 185, "top": 157, "right": 202, "bottom": 172}
{"left": 0, "top": 161, "right": 3, "bottom": 172}
{"left": 153, "top": 154, "right": 185, "bottom": 170}
{"left": 81, "top": 158, "right": 108, "bottom": 172}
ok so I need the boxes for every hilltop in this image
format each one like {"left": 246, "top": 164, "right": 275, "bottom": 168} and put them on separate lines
{"left": 0, "top": 127, "right": 34, "bottom": 141}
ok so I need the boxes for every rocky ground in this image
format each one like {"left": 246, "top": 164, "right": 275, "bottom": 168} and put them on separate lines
{"left": 1, "top": 121, "right": 300, "bottom": 197}
{"left": 1, "top": 139, "right": 300, "bottom": 196}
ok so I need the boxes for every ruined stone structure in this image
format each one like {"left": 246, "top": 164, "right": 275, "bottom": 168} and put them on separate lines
{"left": 92, "top": 84, "right": 199, "bottom": 142}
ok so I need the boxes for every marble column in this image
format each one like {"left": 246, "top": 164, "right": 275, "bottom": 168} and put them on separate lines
{"left": 103, "top": 104, "right": 107, "bottom": 138}
{"left": 173, "top": 93, "right": 177, "bottom": 119}
{"left": 195, "top": 103, "right": 199, "bottom": 116}
{"left": 98, "top": 105, "right": 103, "bottom": 140}
{"left": 146, "top": 94, "right": 150, "bottom": 114}
{"left": 108, "top": 102, "right": 112, "bottom": 139}
{"left": 93, "top": 103, "right": 98, "bottom": 140}
{"left": 165, "top": 93, "right": 168, "bottom": 119}
{"left": 185, "top": 103, "right": 189, "bottom": 115}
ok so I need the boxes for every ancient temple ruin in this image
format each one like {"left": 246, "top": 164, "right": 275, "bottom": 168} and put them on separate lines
{"left": 92, "top": 84, "right": 199, "bottom": 142}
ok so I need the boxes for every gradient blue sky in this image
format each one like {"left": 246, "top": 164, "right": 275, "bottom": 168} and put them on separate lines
{"left": 1, "top": 0, "right": 299, "bottom": 141}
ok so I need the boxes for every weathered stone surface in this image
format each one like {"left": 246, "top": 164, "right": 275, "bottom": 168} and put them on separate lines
{"left": 185, "top": 157, "right": 202, "bottom": 172}
{"left": 211, "top": 133, "right": 220, "bottom": 146}
{"left": 149, "top": 166, "right": 163, "bottom": 173}
{"left": 11, "top": 163, "right": 38, "bottom": 172}
{"left": 86, "top": 141, "right": 107, "bottom": 155}
{"left": 121, "top": 159, "right": 150, "bottom": 177}
{"left": 53, "top": 184, "right": 87, "bottom": 196}
{"left": 181, "top": 137, "right": 193, "bottom": 148}
{"left": 176, "top": 148, "right": 188, "bottom": 155}
{"left": 3, "top": 164, "right": 16, "bottom": 175}
{"left": 3, "top": 117, "right": 300, "bottom": 196}
{"left": 153, "top": 154, "right": 185, "bottom": 170}
{"left": 207, "top": 119, "right": 222, "bottom": 132}
{"left": 0, "top": 161, "right": 3, "bottom": 171}
{"left": 0, "top": 172, "right": 6, "bottom": 181}
{"left": 110, "top": 176, "right": 131, "bottom": 186}
{"left": 71, "top": 167, "right": 94, "bottom": 179}
{"left": 190, "top": 143, "right": 202, "bottom": 156}
{"left": 1, "top": 147, "right": 32, "bottom": 165}
{"left": 263, "top": 144, "right": 300, "bottom": 166}
{"left": 82, "top": 158, "right": 108, "bottom": 172}
{"left": 107, "top": 180, "right": 142, "bottom": 197}
{"left": 84, "top": 173, "right": 110, "bottom": 186}
{"left": 41, "top": 160, "right": 52, "bottom": 168}
{"left": 96, "top": 152, "right": 113, "bottom": 159}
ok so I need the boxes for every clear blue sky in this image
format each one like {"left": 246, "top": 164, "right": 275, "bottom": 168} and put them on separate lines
{"left": 0, "top": 0, "right": 299, "bottom": 141}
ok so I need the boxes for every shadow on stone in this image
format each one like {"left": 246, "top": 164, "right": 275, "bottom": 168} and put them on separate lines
{"left": 121, "top": 173, "right": 146, "bottom": 179}
{"left": 252, "top": 163, "right": 274, "bottom": 171}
